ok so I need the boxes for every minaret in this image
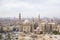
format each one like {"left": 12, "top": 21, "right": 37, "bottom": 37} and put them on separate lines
{"left": 19, "top": 13, "right": 21, "bottom": 22}
{"left": 31, "top": 17, "right": 34, "bottom": 33}
{"left": 19, "top": 13, "right": 23, "bottom": 32}
{"left": 38, "top": 14, "right": 40, "bottom": 22}
{"left": 37, "top": 14, "right": 43, "bottom": 34}
{"left": 38, "top": 14, "right": 41, "bottom": 25}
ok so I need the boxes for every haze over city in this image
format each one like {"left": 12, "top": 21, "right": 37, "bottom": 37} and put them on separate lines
{"left": 0, "top": 0, "right": 60, "bottom": 18}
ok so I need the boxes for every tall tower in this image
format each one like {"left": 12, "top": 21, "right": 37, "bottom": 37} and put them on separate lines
{"left": 19, "top": 13, "right": 21, "bottom": 22}
{"left": 31, "top": 17, "right": 34, "bottom": 33}
{"left": 38, "top": 14, "right": 40, "bottom": 22}
{"left": 38, "top": 14, "right": 41, "bottom": 25}
{"left": 37, "top": 14, "right": 43, "bottom": 34}
{"left": 19, "top": 13, "right": 23, "bottom": 32}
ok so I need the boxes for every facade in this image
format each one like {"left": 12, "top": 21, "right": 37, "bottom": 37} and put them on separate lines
{"left": 48, "top": 22, "right": 56, "bottom": 32}
{"left": 57, "top": 24, "right": 60, "bottom": 33}
{"left": 23, "top": 19, "right": 31, "bottom": 33}
{"left": 19, "top": 13, "right": 34, "bottom": 33}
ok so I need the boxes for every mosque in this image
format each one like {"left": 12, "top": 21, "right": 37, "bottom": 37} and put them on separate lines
{"left": 18, "top": 13, "right": 58, "bottom": 34}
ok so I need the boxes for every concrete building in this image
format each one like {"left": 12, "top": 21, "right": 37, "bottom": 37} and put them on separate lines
{"left": 57, "top": 24, "right": 60, "bottom": 33}
{"left": 19, "top": 13, "right": 35, "bottom": 33}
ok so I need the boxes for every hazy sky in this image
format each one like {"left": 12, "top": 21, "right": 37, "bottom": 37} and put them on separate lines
{"left": 0, "top": 0, "right": 60, "bottom": 18}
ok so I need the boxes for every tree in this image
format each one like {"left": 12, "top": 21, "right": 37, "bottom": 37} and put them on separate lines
{"left": 0, "top": 26, "right": 4, "bottom": 33}
{"left": 7, "top": 32, "right": 11, "bottom": 40}
{"left": 52, "top": 31, "right": 60, "bottom": 35}
{"left": 0, "top": 34, "right": 2, "bottom": 39}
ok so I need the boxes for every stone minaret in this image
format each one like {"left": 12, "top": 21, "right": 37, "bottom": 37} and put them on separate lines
{"left": 38, "top": 14, "right": 40, "bottom": 22}
{"left": 37, "top": 14, "right": 43, "bottom": 34}
{"left": 31, "top": 17, "right": 34, "bottom": 33}
{"left": 19, "top": 13, "right": 23, "bottom": 32}
{"left": 38, "top": 14, "right": 41, "bottom": 27}
{"left": 19, "top": 13, "right": 21, "bottom": 22}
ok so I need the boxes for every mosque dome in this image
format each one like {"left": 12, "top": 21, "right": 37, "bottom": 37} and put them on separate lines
{"left": 57, "top": 24, "right": 60, "bottom": 27}
{"left": 23, "top": 19, "right": 30, "bottom": 24}
{"left": 36, "top": 27, "right": 39, "bottom": 30}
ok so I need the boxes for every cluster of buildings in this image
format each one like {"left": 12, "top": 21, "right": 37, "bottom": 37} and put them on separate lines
{"left": 0, "top": 13, "right": 60, "bottom": 40}
{"left": 19, "top": 13, "right": 60, "bottom": 34}
{"left": 18, "top": 13, "right": 60, "bottom": 40}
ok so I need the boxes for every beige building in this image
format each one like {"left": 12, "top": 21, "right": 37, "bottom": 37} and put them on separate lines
{"left": 19, "top": 13, "right": 34, "bottom": 33}
{"left": 19, "top": 13, "right": 57, "bottom": 34}
{"left": 35, "top": 15, "right": 56, "bottom": 34}
{"left": 23, "top": 19, "right": 31, "bottom": 33}
{"left": 48, "top": 22, "right": 56, "bottom": 32}
{"left": 57, "top": 24, "right": 60, "bottom": 33}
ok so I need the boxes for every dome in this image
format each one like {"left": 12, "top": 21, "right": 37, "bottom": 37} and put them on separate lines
{"left": 48, "top": 22, "right": 55, "bottom": 24}
{"left": 23, "top": 19, "right": 30, "bottom": 24}
{"left": 57, "top": 24, "right": 60, "bottom": 27}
